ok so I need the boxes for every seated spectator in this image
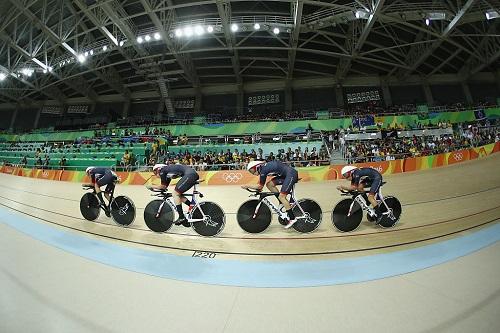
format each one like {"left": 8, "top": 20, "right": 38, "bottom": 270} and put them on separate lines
{"left": 59, "top": 156, "right": 67, "bottom": 170}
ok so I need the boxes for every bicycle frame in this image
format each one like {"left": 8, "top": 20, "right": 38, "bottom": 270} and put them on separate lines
{"left": 348, "top": 187, "right": 393, "bottom": 219}
{"left": 251, "top": 184, "right": 308, "bottom": 220}
{"left": 153, "top": 182, "right": 207, "bottom": 223}
{"left": 83, "top": 184, "right": 115, "bottom": 211}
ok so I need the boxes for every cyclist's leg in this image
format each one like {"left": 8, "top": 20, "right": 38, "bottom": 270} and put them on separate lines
{"left": 173, "top": 173, "right": 197, "bottom": 225}
{"left": 368, "top": 177, "right": 383, "bottom": 214}
{"left": 279, "top": 170, "right": 298, "bottom": 225}
{"left": 266, "top": 176, "right": 283, "bottom": 201}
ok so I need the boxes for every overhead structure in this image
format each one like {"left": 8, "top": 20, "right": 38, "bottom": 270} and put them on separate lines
{"left": 0, "top": 0, "right": 498, "bottom": 106}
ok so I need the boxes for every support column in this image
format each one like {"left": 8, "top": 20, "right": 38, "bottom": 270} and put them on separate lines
{"left": 194, "top": 88, "right": 202, "bottom": 114}
{"left": 122, "top": 100, "right": 130, "bottom": 119}
{"left": 335, "top": 84, "right": 345, "bottom": 109}
{"left": 236, "top": 84, "right": 244, "bottom": 114}
{"left": 495, "top": 70, "right": 500, "bottom": 99}
{"left": 9, "top": 107, "right": 19, "bottom": 132}
{"left": 33, "top": 108, "right": 41, "bottom": 129}
{"left": 461, "top": 81, "right": 473, "bottom": 105}
{"left": 284, "top": 80, "right": 293, "bottom": 112}
{"left": 381, "top": 79, "right": 392, "bottom": 107}
{"left": 422, "top": 82, "right": 434, "bottom": 106}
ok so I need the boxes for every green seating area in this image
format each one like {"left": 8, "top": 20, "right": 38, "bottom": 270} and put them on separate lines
{"left": 162, "top": 142, "right": 323, "bottom": 156}
{"left": 0, "top": 143, "right": 146, "bottom": 170}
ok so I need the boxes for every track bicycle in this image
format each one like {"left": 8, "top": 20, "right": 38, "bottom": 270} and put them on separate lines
{"left": 80, "top": 184, "right": 136, "bottom": 226}
{"left": 143, "top": 180, "right": 225, "bottom": 237}
{"left": 332, "top": 182, "right": 402, "bottom": 232}
{"left": 236, "top": 184, "right": 322, "bottom": 233}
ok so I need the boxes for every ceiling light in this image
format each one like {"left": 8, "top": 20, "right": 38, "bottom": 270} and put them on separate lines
{"left": 43, "top": 69, "right": 47, "bottom": 74}
{"left": 90, "top": 50, "right": 94, "bottom": 55}
{"left": 144, "top": 34, "right": 151, "bottom": 41}
{"left": 428, "top": 12, "right": 446, "bottom": 20}
{"left": 119, "top": 40, "right": 124, "bottom": 46}
{"left": 48, "top": 67, "right": 53, "bottom": 72}
{"left": 154, "top": 32, "right": 161, "bottom": 40}
{"left": 137, "top": 36, "right": 143, "bottom": 43}
{"left": 103, "top": 45, "right": 108, "bottom": 51}
{"left": 84, "top": 51, "right": 89, "bottom": 57}
{"left": 355, "top": 10, "right": 370, "bottom": 19}
{"left": 77, "top": 54, "right": 86, "bottom": 63}
{"left": 486, "top": 10, "right": 500, "bottom": 20}
{"left": 231, "top": 23, "right": 238, "bottom": 32}
{"left": 195, "top": 25, "right": 204, "bottom": 35}
{"left": 254, "top": 23, "right": 260, "bottom": 30}
{"left": 175, "top": 28, "right": 183, "bottom": 37}
{"left": 184, "top": 26, "right": 193, "bottom": 37}
{"left": 425, "top": 18, "right": 430, "bottom": 26}
{"left": 273, "top": 27, "right": 280, "bottom": 34}
{"left": 0, "top": 73, "right": 6, "bottom": 81}
{"left": 207, "top": 25, "right": 214, "bottom": 33}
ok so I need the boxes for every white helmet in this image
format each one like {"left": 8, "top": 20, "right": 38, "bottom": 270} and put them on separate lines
{"left": 85, "top": 166, "right": 95, "bottom": 174}
{"left": 341, "top": 165, "right": 357, "bottom": 178}
{"left": 152, "top": 164, "right": 166, "bottom": 174}
{"left": 247, "top": 160, "right": 265, "bottom": 173}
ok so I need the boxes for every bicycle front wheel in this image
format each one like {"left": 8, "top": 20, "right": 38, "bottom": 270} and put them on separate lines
{"left": 144, "top": 200, "right": 174, "bottom": 232}
{"left": 332, "top": 198, "right": 363, "bottom": 232}
{"left": 236, "top": 200, "right": 272, "bottom": 233}
{"left": 80, "top": 193, "right": 100, "bottom": 221}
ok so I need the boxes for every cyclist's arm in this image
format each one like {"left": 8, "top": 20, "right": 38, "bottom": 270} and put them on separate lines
{"left": 150, "top": 174, "right": 171, "bottom": 190}
{"left": 337, "top": 183, "right": 358, "bottom": 191}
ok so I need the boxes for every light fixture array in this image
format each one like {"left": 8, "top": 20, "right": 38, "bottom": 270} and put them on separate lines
{"left": 1, "top": 10, "right": 498, "bottom": 85}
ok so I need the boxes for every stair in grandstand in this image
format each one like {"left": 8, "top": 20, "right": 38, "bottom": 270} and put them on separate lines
{"left": 330, "top": 149, "right": 346, "bottom": 165}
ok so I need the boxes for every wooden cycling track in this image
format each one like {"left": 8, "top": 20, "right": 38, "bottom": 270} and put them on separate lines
{"left": 0, "top": 153, "right": 498, "bottom": 260}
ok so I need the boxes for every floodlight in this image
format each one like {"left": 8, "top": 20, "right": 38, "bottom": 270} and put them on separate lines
{"left": 195, "top": 25, "right": 204, "bottom": 35}
{"left": 486, "top": 10, "right": 499, "bottom": 20}
{"left": 184, "top": 26, "right": 193, "bottom": 37}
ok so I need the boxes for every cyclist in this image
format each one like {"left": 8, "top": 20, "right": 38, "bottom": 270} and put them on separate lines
{"left": 85, "top": 166, "right": 119, "bottom": 217}
{"left": 337, "top": 165, "right": 383, "bottom": 220}
{"left": 149, "top": 163, "right": 199, "bottom": 227}
{"left": 242, "top": 160, "right": 299, "bottom": 229}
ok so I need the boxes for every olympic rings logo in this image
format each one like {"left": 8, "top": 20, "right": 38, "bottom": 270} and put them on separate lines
{"left": 222, "top": 172, "right": 243, "bottom": 183}
{"left": 453, "top": 153, "right": 463, "bottom": 161}
{"left": 370, "top": 166, "right": 383, "bottom": 173}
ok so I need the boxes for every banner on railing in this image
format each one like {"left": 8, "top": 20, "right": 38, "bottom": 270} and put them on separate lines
{"left": 1, "top": 142, "right": 498, "bottom": 185}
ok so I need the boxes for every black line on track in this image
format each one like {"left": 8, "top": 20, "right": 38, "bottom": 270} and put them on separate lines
{"left": 0, "top": 184, "right": 498, "bottom": 213}
{"left": 0, "top": 192, "right": 499, "bottom": 241}
{"left": 0, "top": 199, "right": 498, "bottom": 257}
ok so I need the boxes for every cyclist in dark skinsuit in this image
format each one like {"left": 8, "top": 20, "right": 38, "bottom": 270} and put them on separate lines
{"left": 242, "top": 160, "right": 299, "bottom": 229}
{"left": 85, "top": 166, "right": 119, "bottom": 217}
{"left": 149, "top": 163, "right": 199, "bottom": 227}
{"left": 337, "top": 165, "right": 383, "bottom": 219}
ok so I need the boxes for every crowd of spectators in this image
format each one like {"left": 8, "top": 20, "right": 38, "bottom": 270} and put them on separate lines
{"left": 147, "top": 145, "right": 330, "bottom": 171}
{"left": 341, "top": 121, "right": 499, "bottom": 163}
